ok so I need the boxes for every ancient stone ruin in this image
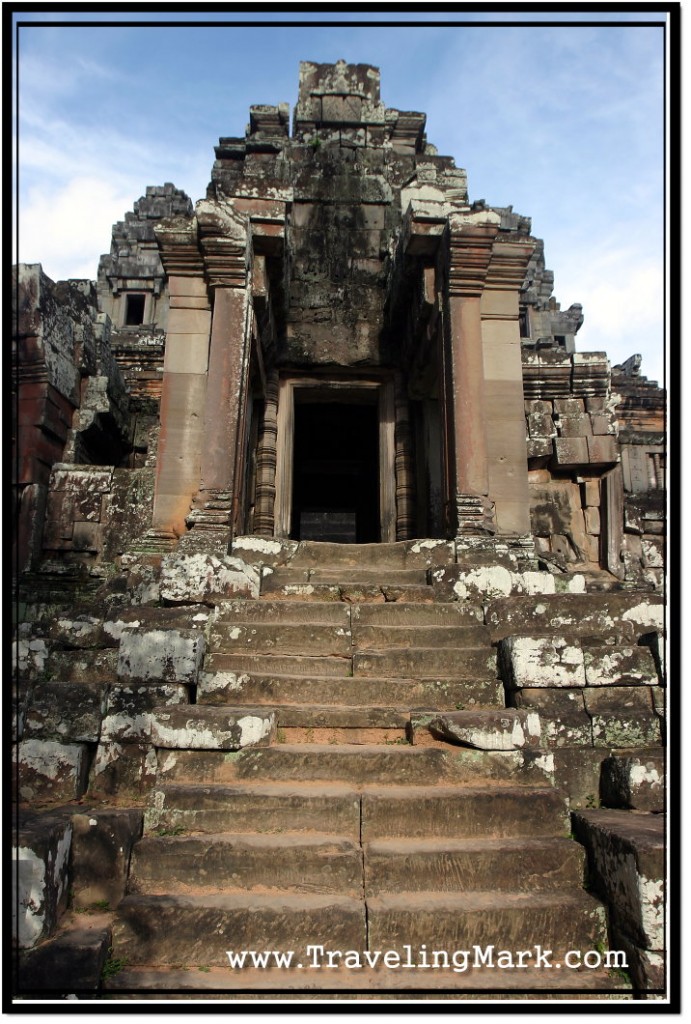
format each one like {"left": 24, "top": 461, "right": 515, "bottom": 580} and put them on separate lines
{"left": 13, "top": 62, "right": 666, "bottom": 1002}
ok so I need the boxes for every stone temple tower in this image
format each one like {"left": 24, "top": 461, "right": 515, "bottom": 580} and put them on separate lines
{"left": 12, "top": 63, "right": 667, "bottom": 1001}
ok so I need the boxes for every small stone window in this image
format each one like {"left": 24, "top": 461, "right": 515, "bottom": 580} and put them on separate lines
{"left": 519, "top": 306, "right": 530, "bottom": 338}
{"left": 124, "top": 294, "right": 146, "bottom": 326}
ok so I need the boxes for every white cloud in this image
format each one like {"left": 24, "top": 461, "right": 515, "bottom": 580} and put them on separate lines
{"left": 558, "top": 245, "right": 664, "bottom": 384}
{"left": 17, "top": 176, "right": 147, "bottom": 281}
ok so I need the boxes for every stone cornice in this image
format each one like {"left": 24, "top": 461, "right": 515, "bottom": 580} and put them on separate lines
{"left": 447, "top": 220, "right": 499, "bottom": 297}
{"left": 485, "top": 237, "right": 536, "bottom": 292}
{"left": 154, "top": 216, "right": 205, "bottom": 279}
{"left": 196, "top": 200, "right": 250, "bottom": 290}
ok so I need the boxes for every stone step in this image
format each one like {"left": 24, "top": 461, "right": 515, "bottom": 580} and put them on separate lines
{"left": 157, "top": 744, "right": 555, "bottom": 787}
{"left": 129, "top": 832, "right": 363, "bottom": 897}
{"left": 361, "top": 785, "right": 569, "bottom": 840}
{"left": 353, "top": 648, "right": 497, "bottom": 679}
{"left": 274, "top": 705, "right": 410, "bottom": 730}
{"left": 197, "top": 672, "right": 504, "bottom": 709}
{"left": 284, "top": 539, "right": 456, "bottom": 570}
{"left": 112, "top": 891, "right": 366, "bottom": 967}
{"left": 145, "top": 782, "right": 362, "bottom": 837}
{"left": 207, "top": 623, "right": 353, "bottom": 657}
{"left": 352, "top": 601, "right": 484, "bottom": 626}
{"left": 367, "top": 889, "right": 607, "bottom": 955}
{"left": 308, "top": 568, "right": 429, "bottom": 586}
{"left": 105, "top": 963, "right": 630, "bottom": 994}
{"left": 259, "top": 582, "right": 436, "bottom": 604}
{"left": 204, "top": 653, "right": 353, "bottom": 677}
{"left": 364, "top": 837, "right": 585, "bottom": 894}
{"left": 204, "top": 744, "right": 452, "bottom": 785}
{"left": 215, "top": 600, "right": 351, "bottom": 626}
{"left": 351, "top": 624, "right": 492, "bottom": 650}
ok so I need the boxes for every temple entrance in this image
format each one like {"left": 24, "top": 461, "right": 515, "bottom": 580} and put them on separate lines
{"left": 291, "top": 400, "right": 379, "bottom": 542}
{"left": 274, "top": 377, "right": 397, "bottom": 542}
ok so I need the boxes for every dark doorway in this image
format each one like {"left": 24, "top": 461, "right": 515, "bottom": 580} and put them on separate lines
{"left": 291, "top": 400, "right": 380, "bottom": 543}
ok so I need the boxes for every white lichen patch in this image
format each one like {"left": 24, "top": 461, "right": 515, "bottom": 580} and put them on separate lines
{"left": 621, "top": 602, "right": 664, "bottom": 632}
{"left": 233, "top": 537, "right": 285, "bottom": 556}
{"left": 103, "top": 619, "right": 140, "bottom": 642}
{"left": 197, "top": 671, "right": 247, "bottom": 696}
{"left": 160, "top": 553, "right": 260, "bottom": 602}
{"left": 237, "top": 714, "right": 275, "bottom": 747}
{"left": 117, "top": 629, "right": 205, "bottom": 685}
{"left": 14, "top": 846, "right": 47, "bottom": 948}
{"left": 503, "top": 636, "right": 586, "bottom": 688}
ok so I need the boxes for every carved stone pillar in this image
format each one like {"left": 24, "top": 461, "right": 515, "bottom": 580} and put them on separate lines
{"left": 253, "top": 370, "right": 279, "bottom": 536}
{"left": 446, "top": 218, "right": 498, "bottom": 535}
{"left": 481, "top": 236, "right": 535, "bottom": 535}
{"left": 394, "top": 371, "right": 416, "bottom": 540}
{"left": 183, "top": 201, "right": 252, "bottom": 545}
{"left": 152, "top": 217, "right": 210, "bottom": 537}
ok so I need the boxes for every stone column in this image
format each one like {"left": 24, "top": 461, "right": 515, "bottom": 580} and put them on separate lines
{"left": 183, "top": 200, "right": 252, "bottom": 546}
{"left": 445, "top": 219, "right": 498, "bottom": 535}
{"left": 394, "top": 371, "right": 415, "bottom": 540}
{"left": 481, "top": 237, "right": 535, "bottom": 535}
{"left": 253, "top": 370, "right": 279, "bottom": 536}
{"left": 151, "top": 217, "right": 210, "bottom": 537}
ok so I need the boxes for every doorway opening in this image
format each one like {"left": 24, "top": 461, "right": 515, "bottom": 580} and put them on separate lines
{"left": 291, "top": 399, "right": 379, "bottom": 543}
{"left": 274, "top": 377, "right": 396, "bottom": 543}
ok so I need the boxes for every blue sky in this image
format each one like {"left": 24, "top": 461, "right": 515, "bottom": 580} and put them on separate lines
{"left": 13, "top": 9, "right": 670, "bottom": 384}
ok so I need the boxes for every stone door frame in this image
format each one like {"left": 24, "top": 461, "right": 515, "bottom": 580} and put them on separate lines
{"left": 274, "top": 374, "right": 397, "bottom": 542}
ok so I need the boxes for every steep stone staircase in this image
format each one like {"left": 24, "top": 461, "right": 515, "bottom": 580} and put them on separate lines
{"left": 105, "top": 543, "right": 626, "bottom": 995}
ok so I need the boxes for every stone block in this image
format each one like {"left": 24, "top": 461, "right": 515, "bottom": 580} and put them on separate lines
{"left": 553, "top": 436, "right": 589, "bottom": 467}
{"left": 13, "top": 637, "right": 50, "bottom": 682}
{"left": 583, "top": 646, "right": 659, "bottom": 687}
{"left": 89, "top": 741, "right": 158, "bottom": 798}
{"left": 554, "top": 398, "right": 585, "bottom": 415}
{"left": 526, "top": 438, "right": 553, "bottom": 459}
{"left": 117, "top": 628, "right": 206, "bottom": 685}
{"left": 585, "top": 506, "right": 601, "bottom": 534}
{"left": 427, "top": 709, "right": 541, "bottom": 750}
{"left": 16, "top": 925, "right": 111, "bottom": 993}
{"left": 487, "top": 593, "right": 664, "bottom": 643}
{"left": 46, "top": 648, "right": 119, "bottom": 686}
{"left": 71, "top": 809, "right": 143, "bottom": 908}
{"left": 600, "top": 753, "right": 664, "bottom": 812}
{"left": 512, "top": 687, "right": 586, "bottom": 712}
{"left": 539, "top": 712, "right": 593, "bottom": 749}
{"left": 100, "top": 684, "right": 190, "bottom": 743}
{"left": 591, "top": 713, "right": 661, "bottom": 749}
{"left": 611, "top": 929, "right": 665, "bottom": 992}
{"left": 527, "top": 412, "right": 555, "bottom": 438}
{"left": 13, "top": 814, "right": 72, "bottom": 948}
{"left": 16, "top": 739, "right": 89, "bottom": 803}
{"left": 551, "top": 748, "right": 609, "bottom": 809}
{"left": 590, "top": 414, "right": 613, "bottom": 435}
{"left": 149, "top": 706, "right": 277, "bottom": 750}
{"left": 24, "top": 681, "right": 107, "bottom": 743}
{"left": 499, "top": 636, "right": 586, "bottom": 689}
{"left": 159, "top": 553, "right": 260, "bottom": 604}
{"left": 557, "top": 414, "right": 592, "bottom": 437}
{"left": 642, "top": 537, "right": 664, "bottom": 568}
{"left": 584, "top": 478, "right": 601, "bottom": 506}
{"left": 587, "top": 435, "right": 618, "bottom": 465}
{"left": 571, "top": 810, "right": 664, "bottom": 950}
{"left": 583, "top": 686, "right": 654, "bottom": 715}
{"left": 48, "top": 615, "right": 103, "bottom": 649}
